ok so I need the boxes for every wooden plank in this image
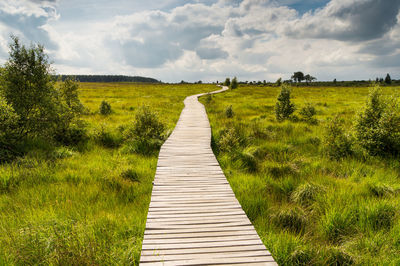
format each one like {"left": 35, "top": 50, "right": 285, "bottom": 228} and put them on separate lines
{"left": 140, "top": 86, "right": 276, "bottom": 265}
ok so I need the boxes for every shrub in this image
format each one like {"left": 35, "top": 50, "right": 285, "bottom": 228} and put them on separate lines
{"left": 0, "top": 95, "right": 20, "bottom": 162}
{"left": 218, "top": 127, "right": 242, "bottom": 152}
{"left": 275, "top": 85, "right": 295, "bottom": 122}
{"left": 323, "top": 116, "right": 353, "bottom": 159}
{"left": 291, "top": 183, "right": 323, "bottom": 206}
{"left": 54, "top": 121, "right": 88, "bottom": 146}
{"left": 225, "top": 105, "right": 234, "bottom": 118}
{"left": 223, "top": 77, "right": 230, "bottom": 86}
{"left": 299, "top": 103, "right": 318, "bottom": 124}
{"left": 272, "top": 207, "right": 306, "bottom": 233}
{"left": 132, "top": 105, "right": 164, "bottom": 140}
{"left": 355, "top": 86, "right": 400, "bottom": 156}
{"left": 99, "top": 100, "right": 112, "bottom": 115}
{"left": 93, "top": 125, "right": 122, "bottom": 148}
{"left": 230, "top": 76, "right": 238, "bottom": 89}
{"left": 205, "top": 93, "right": 212, "bottom": 104}
{"left": 122, "top": 106, "right": 165, "bottom": 155}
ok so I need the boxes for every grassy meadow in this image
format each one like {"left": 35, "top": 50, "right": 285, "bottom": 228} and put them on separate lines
{"left": 200, "top": 85, "right": 400, "bottom": 265}
{"left": 0, "top": 82, "right": 216, "bottom": 265}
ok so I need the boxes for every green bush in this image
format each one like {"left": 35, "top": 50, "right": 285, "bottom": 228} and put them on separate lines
{"left": 205, "top": 93, "right": 212, "bottom": 104}
{"left": 223, "top": 77, "right": 230, "bottom": 86}
{"left": 99, "top": 100, "right": 112, "bottom": 115}
{"left": 323, "top": 116, "right": 353, "bottom": 159}
{"left": 54, "top": 121, "right": 88, "bottom": 146}
{"left": 230, "top": 76, "right": 238, "bottom": 89}
{"left": 225, "top": 105, "right": 234, "bottom": 118}
{"left": 355, "top": 86, "right": 400, "bottom": 156}
{"left": 132, "top": 105, "right": 164, "bottom": 140}
{"left": 218, "top": 126, "right": 246, "bottom": 152}
{"left": 121, "top": 106, "right": 165, "bottom": 155}
{"left": 93, "top": 125, "right": 122, "bottom": 148}
{"left": 299, "top": 103, "right": 318, "bottom": 124}
{"left": 275, "top": 85, "right": 295, "bottom": 122}
{"left": 0, "top": 95, "right": 20, "bottom": 162}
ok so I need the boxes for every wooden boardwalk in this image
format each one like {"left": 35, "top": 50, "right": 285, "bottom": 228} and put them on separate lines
{"left": 140, "top": 86, "right": 276, "bottom": 265}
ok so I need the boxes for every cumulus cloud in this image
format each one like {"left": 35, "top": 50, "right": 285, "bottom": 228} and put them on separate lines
{"left": 0, "top": 0, "right": 400, "bottom": 82}
{"left": 0, "top": 0, "right": 59, "bottom": 52}
{"left": 286, "top": 0, "right": 400, "bottom": 41}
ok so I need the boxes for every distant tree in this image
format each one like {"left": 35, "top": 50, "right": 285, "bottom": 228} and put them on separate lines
{"left": 385, "top": 73, "right": 392, "bottom": 84}
{"left": 376, "top": 77, "right": 379, "bottom": 83}
{"left": 333, "top": 78, "right": 337, "bottom": 84}
{"left": 291, "top": 71, "right": 305, "bottom": 83}
{"left": 263, "top": 80, "right": 267, "bottom": 86}
{"left": 224, "top": 78, "right": 231, "bottom": 86}
{"left": 304, "top": 74, "right": 316, "bottom": 84}
{"left": 379, "top": 78, "right": 384, "bottom": 83}
{"left": 276, "top": 77, "right": 282, "bottom": 87}
{"left": 230, "top": 77, "right": 238, "bottom": 89}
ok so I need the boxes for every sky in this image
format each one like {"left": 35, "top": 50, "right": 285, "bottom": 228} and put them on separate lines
{"left": 0, "top": 0, "right": 399, "bottom": 82}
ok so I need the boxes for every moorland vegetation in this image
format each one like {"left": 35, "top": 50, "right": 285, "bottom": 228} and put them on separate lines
{"left": 201, "top": 82, "right": 400, "bottom": 265}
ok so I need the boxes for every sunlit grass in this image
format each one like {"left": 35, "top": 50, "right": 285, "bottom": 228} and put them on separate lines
{"left": 201, "top": 85, "right": 400, "bottom": 265}
{"left": 0, "top": 82, "right": 216, "bottom": 265}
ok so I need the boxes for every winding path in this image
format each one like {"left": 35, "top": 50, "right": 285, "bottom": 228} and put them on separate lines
{"left": 140, "top": 86, "right": 276, "bottom": 265}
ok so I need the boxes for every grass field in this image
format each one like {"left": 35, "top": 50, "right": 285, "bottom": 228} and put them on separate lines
{"left": 0, "top": 82, "right": 216, "bottom": 265}
{"left": 200, "top": 85, "right": 400, "bottom": 265}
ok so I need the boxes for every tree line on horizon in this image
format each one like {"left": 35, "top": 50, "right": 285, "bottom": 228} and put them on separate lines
{"left": 55, "top": 75, "right": 161, "bottom": 83}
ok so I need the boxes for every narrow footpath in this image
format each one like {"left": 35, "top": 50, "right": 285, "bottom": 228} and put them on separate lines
{"left": 140, "top": 86, "right": 277, "bottom": 265}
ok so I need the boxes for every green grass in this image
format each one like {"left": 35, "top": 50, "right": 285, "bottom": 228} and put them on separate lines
{"left": 200, "top": 85, "right": 400, "bottom": 265}
{"left": 0, "top": 82, "right": 216, "bottom": 265}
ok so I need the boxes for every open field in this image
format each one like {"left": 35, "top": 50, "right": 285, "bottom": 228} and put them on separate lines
{"left": 200, "top": 85, "right": 400, "bottom": 265}
{"left": 0, "top": 83, "right": 217, "bottom": 265}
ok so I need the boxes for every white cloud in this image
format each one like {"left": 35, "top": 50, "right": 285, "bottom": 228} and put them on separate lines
{"left": 0, "top": 0, "right": 400, "bottom": 82}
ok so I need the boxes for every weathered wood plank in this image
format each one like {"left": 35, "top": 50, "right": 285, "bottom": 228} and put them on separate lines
{"left": 140, "top": 86, "right": 276, "bottom": 265}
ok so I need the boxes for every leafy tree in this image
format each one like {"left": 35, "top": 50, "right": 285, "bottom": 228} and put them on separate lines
{"left": 275, "top": 85, "right": 295, "bottom": 121}
{"left": 304, "top": 74, "right": 316, "bottom": 84}
{"left": 385, "top": 73, "right": 392, "bottom": 85}
{"left": 333, "top": 78, "right": 337, "bottom": 84}
{"left": 291, "top": 72, "right": 305, "bottom": 83}
{"left": 355, "top": 86, "right": 400, "bottom": 156}
{"left": 224, "top": 77, "right": 231, "bottom": 86}
{"left": 0, "top": 36, "right": 59, "bottom": 137}
{"left": 324, "top": 116, "right": 353, "bottom": 159}
{"left": 230, "top": 77, "right": 238, "bottom": 89}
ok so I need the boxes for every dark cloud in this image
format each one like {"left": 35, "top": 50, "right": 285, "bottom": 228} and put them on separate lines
{"left": 286, "top": 0, "right": 400, "bottom": 42}
{"left": 195, "top": 47, "right": 228, "bottom": 59}
{"left": 0, "top": 11, "right": 58, "bottom": 49}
